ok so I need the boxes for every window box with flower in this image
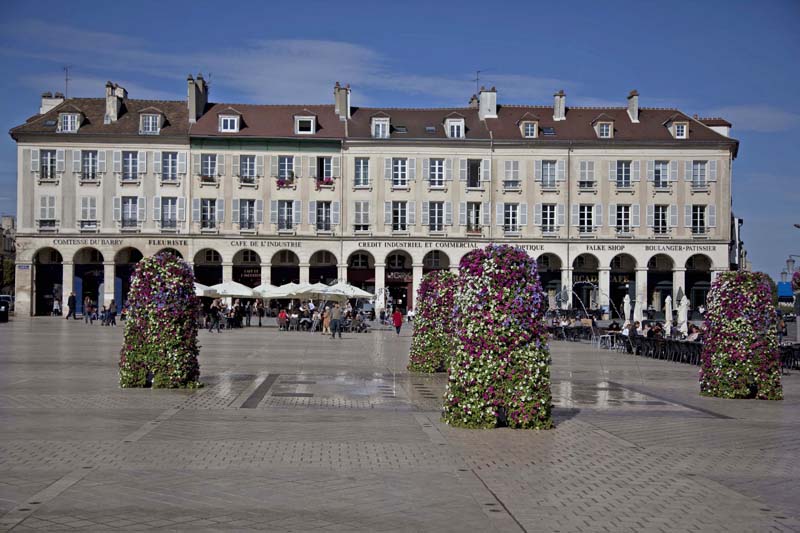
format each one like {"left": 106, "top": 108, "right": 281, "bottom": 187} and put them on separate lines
{"left": 276, "top": 172, "right": 296, "bottom": 190}
{"left": 315, "top": 176, "right": 335, "bottom": 191}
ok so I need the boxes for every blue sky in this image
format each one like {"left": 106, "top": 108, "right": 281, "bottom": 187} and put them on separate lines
{"left": 1, "top": 0, "right": 798, "bottom": 277}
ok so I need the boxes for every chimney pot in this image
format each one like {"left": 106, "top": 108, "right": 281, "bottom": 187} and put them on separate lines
{"left": 41, "top": 91, "right": 52, "bottom": 98}
{"left": 188, "top": 72, "right": 209, "bottom": 123}
{"left": 39, "top": 91, "right": 64, "bottom": 114}
{"left": 478, "top": 86, "right": 497, "bottom": 120}
{"left": 334, "top": 82, "right": 351, "bottom": 121}
{"left": 627, "top": 89, "right": 639, "bottom": 123}
{"left": 553, "top": 90, "right": 566, "bottom": 121}
{"left": 104, "top": 81, "right": 125, "bottom": 124}
{"left": 54, "top": 92, "right": 64, "bottom": 98}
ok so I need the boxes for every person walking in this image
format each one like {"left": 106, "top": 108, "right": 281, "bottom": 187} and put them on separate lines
{"left": 330, "top": 303, "right": 342, "bottom": 339}
{"left": 322, "top": 306, "right": 331, "bottom": 334}
{"left": 256, "top": 300, "right": 264, "bottom": 327}
{"left": 84, "top": 296, "right": 92, "bottom": 324}
{"left": 66, "top": 292, "right": 77, "bottom": 320}
{"left": 52, "top": 298, "right": 61, "bottom": 316}
{"left": 245, "top": 301, "right": 252, "bottom": 327}
{"left": 208, "top": 299, "right": 221, "bottom": 333}
{"left": 107, "top": 300, "right": 117, "bottom": 327}
{"left": 392, "top": 307, "right": 403, "bottom": 335}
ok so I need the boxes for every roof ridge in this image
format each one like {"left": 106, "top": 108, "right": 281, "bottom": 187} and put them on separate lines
{"left": 209, "top": 102, "right": 333, "bottom": 108}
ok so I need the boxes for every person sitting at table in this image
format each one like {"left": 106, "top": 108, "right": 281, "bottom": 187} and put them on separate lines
{"left": 686, "top": 325, "right": 701, "bottom": 342}
{"left": 608, "top": 320, "right": 621, "bottom": 332}
{"left": 278, "top": 308, "right": 288, "bottom": 331}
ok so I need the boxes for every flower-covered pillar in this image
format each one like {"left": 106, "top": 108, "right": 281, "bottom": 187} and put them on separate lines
{"left": 119, "top": 252, "right": 201, "bottom": 388}
{"left": 699, "top": 271, "right": 782, "bottom": 400}
{"left": 408, "top": 270, "right": 458, "bottom": 373}
{"left": 443, "top": 245, "right": 553, "bottom": 429}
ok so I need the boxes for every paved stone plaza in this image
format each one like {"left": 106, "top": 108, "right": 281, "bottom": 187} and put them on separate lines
{"left": 0, "top": 319, "right": 798, "bottom": 532}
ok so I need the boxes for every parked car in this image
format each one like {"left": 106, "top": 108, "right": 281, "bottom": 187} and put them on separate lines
{"left": 0, "top": 295, "right": 14, "bottom": 312}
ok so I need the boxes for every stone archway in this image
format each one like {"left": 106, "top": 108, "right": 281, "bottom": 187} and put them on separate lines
{"left": 572, "top": 253, "right": 599, "bottom": 313}
{"left": 114, "top": 247, "right": 143, "bottom": 306}
{"left": 610, "top": 253, "right": 637, "bottom": 320}
{"left": 536, "top": 253, "right": 562, "bottom": 310}
{"left": 647, "top": 254, "right": 674, "bottom": 319}
{"left": 73, "top": 247, "right": 105, "bottom": 314}
{"left": 271, "top": 250, "right": 300, "bottom": 285}
{"left": 686, "top": 254, "right": 713, "bottom": 313}
{"left": 232, "top": 249, "right": 261, "bottom": 288}
{"left": 32, "top": 247, "right": 63, "bottom": 316}
{"left": 194, "top": 249, "right": 223, "bottom": 286}
{"left": 422, "top": 250, "right": 450, "bottom": 274}
{"left": 347, "top": 251, "right": 375, "bottom": 293}
{"left": 385, "top": 250, "right": 413, "bottom": 313}
{"left": 310, "top": 250, "right": 338, "bottom": 284}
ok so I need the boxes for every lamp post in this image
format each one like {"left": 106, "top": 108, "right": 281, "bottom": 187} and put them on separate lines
{"left": 788, "top": 255, "right": 800, "bottom": 342}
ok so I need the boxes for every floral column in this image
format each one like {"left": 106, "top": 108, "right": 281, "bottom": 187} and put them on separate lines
{"left": 408, "top": 270, "right": 457, "bottom": 373}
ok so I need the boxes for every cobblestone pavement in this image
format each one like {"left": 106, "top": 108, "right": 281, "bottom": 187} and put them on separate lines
{"left": 1, "top": 319, "right": 799, "bottom": 532}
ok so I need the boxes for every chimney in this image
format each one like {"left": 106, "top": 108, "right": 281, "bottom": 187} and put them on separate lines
{"left": 468, "top": 94, "right": 479, "bottom": 109}
{"left": 104, "top": 81, "right": 126, "bottom": 124}
{"left": 39, "top": 91, "right": 64, "bottom": 114}
{"left": 553, "top": 90, "right": 566, "bottom": 121}
{"left": 478, "top": 86, "right": 497, "bottom": 120}
{"left": 627, "top": 90, "right": 639, "bottom": 123}
{"left": 188, "top": 73, "right": 209, "bottom": 123}
{"left": 333, "top": 82, "right": 351, "bottom": 120}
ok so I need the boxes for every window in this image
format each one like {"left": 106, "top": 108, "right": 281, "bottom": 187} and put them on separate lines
{"left": 200, "top": 199, "right": 216, "bottom": 229}
{"left": 200, "top": 153, "right": 217, "bottom": 179}
{"left": 204, "top": 250, "right": 221, "bottom": 263}
{"left": 428, "top": 201, "right": 444, "bottom": 232}
{"left": 354, "top": 158, "right": 369, "bottom": 187}
{"left": 372, "top": 118, "right": 390, "bottom": 138}
{"left": 122, "top": 197, "right": 138, "bottom": 227}
{"left": 240, "top": 155, "right": 256, "bottom": 183}
{"left": 354, "top": 201, "right": 370, "bottom": 232}
{"left": 504, "top": 160, "right": 520, "bottom": 189}
{"left": 467, "top": 202, "right": 482, "bottom": 233}
{"left": 392, "top": 158, "right": 408, "bottom": 187}
{"left": 39, "top": 195, "right": 56, "bottom": 222}
{"left": 162, "top": 152, "right": 178, "bottom": 181}
{"left": 692, "top": 205, "right": 706, "bottom": 234}
{"left": 316, "top": 201, "right": 332, "bottom": 231}
{"left": 616, "top": 205, "right": 631, "bottom": 234}
{"left": 161, "top": 197, "right": 178, "bottom": 229}
{"left": 278, "top": 200, "right": 293, "bottom": 230}
{"left": 239, "top": 199, "right": 256, "bottom": 229}
{"left": 429, "top": 159, "right": 445, "bottom": 188}
{"left": 523, "top": 122, "right": 537, "bottom": 138}
{"left": 654, "top": 161, "right": 669, "bottom": 188}
{"left": 579, "top": 204, "right": 594, "bottom": 233}
{"left": 387, "top": 253, "right": 406, "bottom": 269}
{"left": 446, "top": 119, "right": 465, "bottom": 139}
{"left": 81, "top": 151, "right": 98, "bottom": 181}
{"left": 503, "top": 203, "right": 520, "bottom": 233}
{"left": 40, "top": 150, "right": 57, "bottom": 180}
{"left": 579, "top": 161, "right": 594, "bottom": 188}
{"left": 278, "top": 156, "right": 294, "bottom": 179}
{"left": 654, "top": 205, "right": 668, "bottom": 234}
{"left": 541, "top": 127, "right": 556, "bottom": 136}
{"left": 616, "top": 161, "right": 631, "bottom": 188}
{"left": 295, "top": 116, "right": 315, "bottom": 134}
{"left": 350, "top": 252, "right": 370, "bottom": 268}
{"left": 424, "top": 250, "right": 443, "bottom": 269}
{"left": 542, "top": 160, "right": 557, "bottom": 188}
{"left": 598, "top": 122, "right": 612, "bottom": 138}
{"left": 318, "top": 156, "right": 333, "bottom": 179}
{"left": 122, "top": 151, "right": 138, "bottom": 181}
{"left": 542, "top": 204, "right": 557, "bottom": 233}
{"left": 140, "top": 114, "right": 160, "bottom": 135}
{"left": 79, "top": 196, "right": 97, "bottom": 230}
{"left": 392, "top": 201, "right": 407, "bottom": 231}
{"left": 467, "top": 159, "right": 481, "bottom": 188}
{"left": 675, "top": 123, "right": 687, "bottom": 139}
{"left": 692, "top": 161, "right": 707, "bottom": 188}
{"left": 59, "top": 113, "right": 79, "bottom": 133}
{"left": 241, "top": 250, "right": 259, "bottom": 263}
{"left": 219, "top": 115, "right": 239, "bottom": 133}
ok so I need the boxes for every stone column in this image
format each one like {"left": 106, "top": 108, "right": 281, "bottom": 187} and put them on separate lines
{"left": 299, "top": 263, "right": 310, "bottom": 284}
{"left": 62, "top": 261, "right": 74, "bottom": 315}
{"left": 598, "top": 267, "right": 611, "bottom": 318}
{"left": 14, "top": 262, "right": 32, "bottom": 317}
{"left": 103, "top": 261, "right": 115, "bottom": 306}
{"left": 560, "top": 267, "right": 572, "bottom": 309}
{"left": 672, "top": 267, "right": 686, "bottom": 301}
{"left": 374, "top": 263, "right": 386, "bottom": 311}
{"left": 260, "top": 265, "right": 271, "bottom": 287}
{"left": 635, "top": 267, "right": 648, "bottom": 306}
{"left": 337, "top": 263, "right": 347, "bottom": 283}
{"left": 411, "top": 263, "right": 424, "bottom": 310}
{"left": 222, "top": 262, "right": 233, "bottom": 282}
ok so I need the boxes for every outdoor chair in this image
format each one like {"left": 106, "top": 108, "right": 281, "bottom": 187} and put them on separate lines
{"left": 288, "top": 316, "right": 299, "bottom": 331}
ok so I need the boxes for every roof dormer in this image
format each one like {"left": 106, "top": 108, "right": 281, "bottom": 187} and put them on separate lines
{"left": 517, "top": 112, "right": 540, "bottom": 138}
{"left": 294, "top": 112, "right": 317, "bottom": 135}
{"left": 591, "top": 113, "right": 615, "bottom": 139}
{"left": 57, "top": 104, "right": 84, "bottom": 133}
{"left": 663, "top": 114, "right": 689, "bottom": 139}
{"left": 371, "top": 113, "right": 390, "bottom": 139}
{"left": 138, "top": 106, "right": 165, "bottom": 135}
{"left": 217, "top": 107, "right": 243, "bottom": 133}
{"left": 444, "top": 112, "right": 465, "bottom": 139}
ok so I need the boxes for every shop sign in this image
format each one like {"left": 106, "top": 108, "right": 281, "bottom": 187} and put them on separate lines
{"left": 52, "top": 238, "right": 124, "bottom": 246}
{"left": 229, "top": 240, "right": 302, "bottom": 249}
{"left": 644, "top": 244, "right": 718, "bottom": 252}
{"left": 386, "top": 271, "right": 412, "bottom": 283}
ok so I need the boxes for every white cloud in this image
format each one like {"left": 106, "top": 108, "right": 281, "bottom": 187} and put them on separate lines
{"left": 704, "top": 104, "right": 800, "bottom": 133}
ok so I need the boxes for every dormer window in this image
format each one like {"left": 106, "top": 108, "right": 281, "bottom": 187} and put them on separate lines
{"left": 58, "top": 113, "right": 80, "bottom": 133}
{"left": 140, "top": 114, "right": 161, "bottom": 135}
{"left": 675, "top": 122, "right": 688, "bottom": 139}
{"left": 219, "top": 115, "right": 239, "bottom": 133}
{"left": 598, "top": 122, "right": 613, "bottom": 139}
{"left": 372, "top": 117, "right": 390, "bottom": 139}
{"left": 295, "top": 116, "right": 316, "bottom": 135}
{"left": 445, "top": 118, "right": 465, "bottom": 139}
{"left": 522, "top": 121, "right": 538, "bottom": 138}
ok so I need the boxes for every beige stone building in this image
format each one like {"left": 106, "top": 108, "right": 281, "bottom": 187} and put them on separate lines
{"left": 10, "top": 77, "right": 739, "bottom": 318}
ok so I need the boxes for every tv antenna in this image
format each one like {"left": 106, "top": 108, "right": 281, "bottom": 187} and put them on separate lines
{"left": 473, "top": 69, "right": 487, "bottom": 94}
{"left": 63, "top": 66, "right": 72, "bottom": 98}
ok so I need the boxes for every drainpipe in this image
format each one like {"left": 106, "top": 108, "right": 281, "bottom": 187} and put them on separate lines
{"left": 488, "top": 131, "right": 494, "bottom": 241}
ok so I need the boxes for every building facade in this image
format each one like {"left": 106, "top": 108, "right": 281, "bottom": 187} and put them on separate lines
{"left": 10, "top": 77, "right": 739, "bottom": 318}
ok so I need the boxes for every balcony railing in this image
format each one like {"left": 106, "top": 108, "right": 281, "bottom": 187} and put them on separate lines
{"left": 578, "top": 181, "right": 596, "bottom": 189}
{"left": 503, "top": 224, "right": 521, "bottom": 233}
{"left": 466, "top": 223, "right": 482, "bottom": 234}
{"left": 316, "top": 218, "right": 332, "bottom": 232}
{"left": 428, "top": 224, "right": 445, "bottom": 233}
{"left": 692, "top": 226, "right": 707, "bottom": 235}
{"left": 79, "top": 220, "right": 98, "bottom": 231}
{"left": 542, "top": 225, "right": 558, "bottom": 234}
{"left": 80, "top": 172, "right": 99, "bottom": 183}
{"left": 201, "top": 220, "right": 217, "bottom": 231}
{"left": 160, "top": 219, "right": 178, "bottom": 231}
{"left": 579, "top": 226, "right": 595, "bottom": 234}
{"left": 277, "top": 217, "right": 294, "bottom": 231}
{"left": 38, "top": 219, "right": 58, "bottom": 231}
{"left": 121, "top": 217, "right": 140, "bottom": 229}
{"left": 239, "top": 175, "right": 256, "bottom": 186}
{"left": 239, "top": 220, "right": 256, "bottom": 230}
{"left": 503, "top": 180, "right": 521, "bottom": 190}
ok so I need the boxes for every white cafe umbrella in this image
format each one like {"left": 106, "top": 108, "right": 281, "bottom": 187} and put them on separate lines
{"left": 267, "top": 282, "right": 303, "bottom": 299}
{"left": 209, "top": 281, "right": 256, "bottom": 298}
{"left": 324, "top": 281, "right": 374, "bottom": 299}
{"left": 633, "top": 297, "right": 644, "bottom": 324}
{"left": 623, "top": 294, "right": 632, "bottom": 322}
{"left": 252, "top": 283, "right": 281, "bottom": 299}
{"left": 664, "top": 295, "right": 673, "bottom": 336}
{"left": 678, "top": 295, "right": 690, "bottom": 335}
{"left": 194, "top": 282, "right": 215, "bottom": 297}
